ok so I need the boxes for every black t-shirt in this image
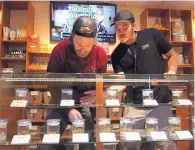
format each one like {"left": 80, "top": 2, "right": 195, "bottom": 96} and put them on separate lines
{"left": 111, "top": 28, "right": 173, "bottom": 104}
{"left": 111, "top": 28, "right": 172, "bottom": 74}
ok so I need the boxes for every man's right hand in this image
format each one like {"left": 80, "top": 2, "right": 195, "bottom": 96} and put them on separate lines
{"left": 68, "top": 109, "right": 82, "bottom": 122}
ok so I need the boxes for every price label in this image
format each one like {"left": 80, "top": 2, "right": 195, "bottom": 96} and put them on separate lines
{"left": 100, "top": 133, "right": 116, "bottom": 142}
{"left": 30, "top": 109, "right": 37, "bottom": 114}
{"left": 42, "top": 134, "right": 60, "bottom": 143}
{"left": 124, "top": 132, "right": 141, "bottom": 141}
{"left": 176, "top": 131, "right": 193, "bottom": 139}
{"left": 151, "top": 131, "right": 168, "bottom": 141}
{"left": 60, "top": 100, "right": 75, "bottom": 106}
{"left": 10, "top": 100, "right": 28, "bottom": 107}
{"left": 72, "top": 133, "right": 89, "bottom": 143}
{"left": 31, "top": 91, "right": 38, "bottom": 96}
{"left": 106, "top": 100, "right": 120, "bottom": 106}
{"left": 178, "top": 99, "right": 192, "bottom": 106}
{"left": 11, "top": 135, "right": 31, "bottom": 144}
{"left": 143, "top": 100, "right": 158, "bottom": 106}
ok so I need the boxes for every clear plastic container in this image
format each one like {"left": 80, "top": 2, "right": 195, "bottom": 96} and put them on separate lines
{"left": 172, "top": 89, "right": 183, "bottom": 104}
{"left": 46, "top": 119, "right": 60, "bottom": 134}
{"left": 15, "top": 88, "right": 28, "bottom": 100}
{"left": 145, "top": 117, "right": 158, "bottom": 135}
{"left": 142, "top": 89, "right": 153, "bottom": 100}
{"left": 168, "top": 117, "right": 181, "bottom": 136}
{"left": 61, "top": 89, "right": 73, "bottom": 100}
{"left": 98, "top": 118, "right": 111, "bottom": 133}
{"left": 0, "top": 119, "right": 8, "bottom": 143}
{"left": 120, "top": 117, "right": 133, "bottom": 140}
{"left": 72, "top": 119, "right": 85, "bottom": 134}
{"left": 105, "top": 89, "right": 117, "bottom": 100}
{"left": 120, "top": 117, "right": 133, "bottom": 132}
{"left": 17, "top": 119, "right": 31, "bottom": 135}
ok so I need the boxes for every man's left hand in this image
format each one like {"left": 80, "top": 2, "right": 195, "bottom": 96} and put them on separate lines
{"left": 80, "top": 90, "right": 96, "bottom": 105}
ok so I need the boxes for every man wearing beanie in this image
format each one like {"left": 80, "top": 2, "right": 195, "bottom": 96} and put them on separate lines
{"left": 41, "top": 16, "right": 107, "bottom": 150}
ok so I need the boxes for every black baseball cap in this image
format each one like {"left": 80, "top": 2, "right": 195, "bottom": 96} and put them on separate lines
{"left": 72, "top": 16, "right": 97, "bottom": 37}
{"left": 111, "top": 10, "right": 135, "bottom": 26}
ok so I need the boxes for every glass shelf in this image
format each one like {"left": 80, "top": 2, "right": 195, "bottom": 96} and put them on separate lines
{"left": 0, "top": 73, "right": 193, "bottom": 84}
{"left": 1, "top": 129, "right": 194, "bottom": 146}
{"left": 0, "top": 102, "right": 193, "bottom": 109}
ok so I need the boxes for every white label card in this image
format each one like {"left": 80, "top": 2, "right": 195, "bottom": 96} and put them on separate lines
{"left": 151, "top": 131, "right": 168, "bottom": 141}
{"left": 124, "top": 132, "right": 141, "bottom": 141}
{"left": 72, "top": 133, "right": 89, "bottom": 143}
{"left": 42, "top": 134, "right": 60, "bottom": 143}
{"left": 178, "top": 99, "right": 192, "bottom": 106}
{"left": 60, "top": 100, "right": 75, "bottom": 106}
{"left": 31, "top": 91, "right": 38, "bottom": 96}
{"left": 100, "top": 133, "right": 116, "bottom": 142}
{"left": 11, "top": 135, "right": 31, "bottom": 144}
{"left": 143, "top": 100, "right": 158, "bottom": 106}
{"left": 176, "top": 131, "right": 193, "bottom": 139}
{"left": 106, "top": 100, "right": 120, "bottom": 106}
{"left": 30, "top": 109, "right": 37, "bottom": 114}
{"left": 10, "top": 100, "right": 28, "bottom": 107}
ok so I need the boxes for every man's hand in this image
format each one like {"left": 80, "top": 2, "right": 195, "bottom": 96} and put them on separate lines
{"left": 68, "top": 109, "right": 82, "bottom": 122}
{"left": 80, "top": 90, "right": 96, "bottom": 105}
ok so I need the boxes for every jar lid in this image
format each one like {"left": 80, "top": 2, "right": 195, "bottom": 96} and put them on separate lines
{"left": 172, "top": 90, "right": 182, "bottom": 96}
{"left": 146, "top": 117, "right": 158, "bottom": 124}
{"left": 120, "top": 117, "right": 133, "bottom": 124}
{"left": 0, "top": 119, "right": 8, "bottom": 125}
{"left": 168, "top": 117, "right": 181, "bottom": 124}
{"left": 142, "top": 89, "right": 153, "bottom": 96}
{"left": 15, "top": 88, "right": 29, "bottom": 93}
{"left": 17, "top": 119, "right": 31, "bottom": 126}
{"left": 98, "top": 118, "right": 110, "bottom": 125}
{"left": 46, "top": 119, "right": 60, "bottom": 126}
{"left": 72, "top": 119, "right": 85, "bottom": 125}
{"left": 61, "top": 89, "right": 73, "bottom": 94}
{"left": 106, "top": 90, "right": 117, "bottom": 96}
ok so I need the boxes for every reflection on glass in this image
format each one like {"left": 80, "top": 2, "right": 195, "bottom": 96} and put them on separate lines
{"left": 17, "top": 119, "right": 31, "bottom": 135}
{"left": 145, "top": 117, "right": 158, "bottom": 136}
{"left": 46, "top": 119, "right": 60, "bottom": 134}
{"left": 0, "top": 119, "right": 8, "bottom": 143}
{"left": 99, "top": 118, "right": 111, "bottom": 133}
{"left": 72, "top": 119, "right": 85, "bottom": 134}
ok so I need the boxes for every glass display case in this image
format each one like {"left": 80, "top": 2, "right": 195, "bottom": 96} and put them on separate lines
{"left": 0, "top": 73, "right": 194, "bottom": 150}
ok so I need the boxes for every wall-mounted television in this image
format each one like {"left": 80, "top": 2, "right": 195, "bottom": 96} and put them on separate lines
{"left": 50, "top": 2, "right": 116, "bottom": 43}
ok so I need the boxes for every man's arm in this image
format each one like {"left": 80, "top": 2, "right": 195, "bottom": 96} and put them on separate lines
{"left": 164, "top": 48, "right": 178, "bottom": 74}
{"left": 152, "top": 28, "right": 178, "bottom": 74}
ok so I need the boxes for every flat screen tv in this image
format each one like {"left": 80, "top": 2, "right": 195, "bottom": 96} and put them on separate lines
{"left": 50, "top": 2, "right": 116, "bottom": 43}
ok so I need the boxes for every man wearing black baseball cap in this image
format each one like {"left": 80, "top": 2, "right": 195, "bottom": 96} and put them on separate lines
{"left": 109, "top": 10, "right": 178, "bottom": 150}
{"left": 43, "top": 16, "right": 107, "bottom": 150}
